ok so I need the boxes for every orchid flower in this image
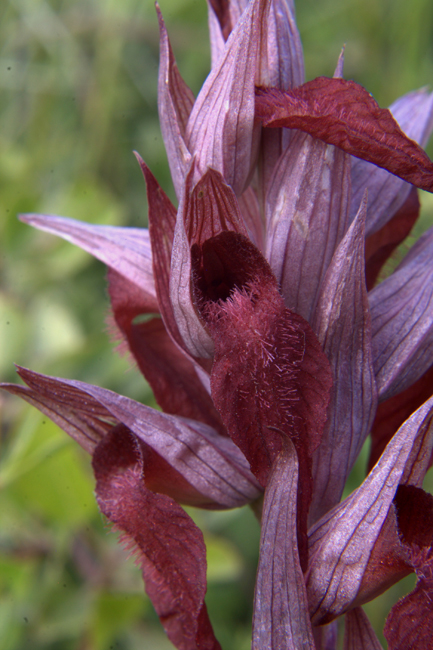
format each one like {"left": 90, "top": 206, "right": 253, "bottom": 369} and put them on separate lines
{"left": 3, "top": 0, "right": 433, "bottom": 648}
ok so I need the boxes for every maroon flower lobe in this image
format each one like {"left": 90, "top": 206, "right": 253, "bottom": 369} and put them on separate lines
{"left": 192, "top": 231, "right": 332, "bottom": 565}
{"left": 255, "top": 77, "right": 433, "bottom": 191}
{"left": 93, "top": 427, "right": 221, "bottom": 650}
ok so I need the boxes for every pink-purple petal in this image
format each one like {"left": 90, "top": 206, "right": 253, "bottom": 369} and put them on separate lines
{"left": 309, "top": 194, "right": 377, "bottom": 523}
{"left": 252, "top": 439, "right": 315, "bottom": 650}
{"left": 343, "top": 608, "right": 384, "bottom": 650}
{"left": 307, "top": 394, "right": 433, "bottom": 624}
{"left": 6, "top": 367, "right": 261, "bottom": 509}
{"left": 1, "top": 377, "right": 111, "bottom": 455}
{"left": 265, "top": 130, "right": 351, "bottom": 322}
{"left": 265, "top": 0, "right": 304, "bottom": 90}
{"left": 183, "top": 168, "right": 248, "bottom": 245}
{"left": 135, "top": 155, "right": 178, "bottom": 330}
{"left": 207, "top": 0, "right": 228, "bottom": 67}
{"left": 185, "top": 0, "right": 268, "bottom": 195}
{"left": 157, "top": 7, "right": 194, "bottom": 199}
{"left": 369, "top": 225, "right": 433, "bottom": 401}
{"left": 237, "top": 186, "right": 265, "bottom": 252}
{"left": 169, "top": 166, "right": 215, "bottom": 359}
{"left": 19, "top": 213, "right": 157, "bottom": 308}
{"left": 257, "top": 0, "right": 305, "bottom": 195}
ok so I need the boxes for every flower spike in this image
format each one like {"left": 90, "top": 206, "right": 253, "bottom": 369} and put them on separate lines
{"left": 4, "top": 1, "right": 433, "bottom": 647}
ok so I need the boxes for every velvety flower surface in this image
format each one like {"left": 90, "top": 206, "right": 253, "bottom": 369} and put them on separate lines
{"left": 3, "top": 0, "right": 433, "bottom": 648}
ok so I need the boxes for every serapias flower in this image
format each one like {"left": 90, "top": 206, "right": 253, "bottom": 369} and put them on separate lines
{"left": 3, "top": 0, "right": 433, "bottom": 648}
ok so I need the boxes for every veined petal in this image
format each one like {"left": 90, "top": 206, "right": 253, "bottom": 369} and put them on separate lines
{"left": 238, "top": 186, "right": 265, "bottom": 252}
{"left": 1, "top": 376, "right": 112, "bottom": 455}
{"left": 255, "top": 78, "right": 433, "bottom": 192}
{"left": 258, "top": 0, "right": 305, "bottom": 198}
{"left": 186, "top": 0, "right": 269, "bottom": 195}
{"left": 310, "top": 194, "right": 377, "bottom": 523}
{"left": 169, "top": 165, "right": 215, "bottom": 359}
{"left": 369, "top": 225, "right": 433, "bottom": 401}
{"left": 1, "top": 377, "right": 211, "bottom": 507}
{"left": 252, "top": 439, "right": 315, "bottom": 650}
{"left": 157, "top": 7, "right": 194, "bottom": 200}
{"left": 227, "top": 0, "right": 249, "bottom": 26}
{"left": 19, "top": 213, "right": 157, "bottom": 308}
{"left": 351, "top": 87, "right": 433, "bottom": 235}
{"left": 313, "top": 623, "right": 338, "bottom": 650}
{"left": 391, "top": 87, "right": 433, "bottom": 148}
{"left": 307, "top": 395, "right": 433, "bottom": 624}
{"left": 343, "top": 608, "right": 384, "bottom": 650}
{"left": 333, "top": 47, "right": 345, "bottom": 79}
{"left": 265, "top": 0, "right": 304, "bottom": 89}
{"left": 3, "top": 367, "right": 261, "bottom": 509}
{"left": 183, "top": 168, "right": 248, "bottom": 245}
{"left": 224, "top": 0, "right": 304, "bottom": 88}
{"left": 135, "top": 155, "right": 179, "bottom": 341}
{"left": 265, "top": 130, "right": 351, "bottom": 322}
{"left": 92, "top": 427, "right": 221, "bottom": 650}
{"left": 207, "top": 0, "right": 229, "bottom": 68}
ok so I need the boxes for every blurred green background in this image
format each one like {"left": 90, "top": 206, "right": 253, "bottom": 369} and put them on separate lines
{"left": 1, "top": 0, "right": 433, "bottom": 648}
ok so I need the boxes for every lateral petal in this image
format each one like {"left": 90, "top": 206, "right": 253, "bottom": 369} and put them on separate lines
{"left": 307, "top": 395, "right": 433, "bottom": 624}
{"left": 186, "top": 0, "right": 268, "bottom": 195}
{"left": 157, "top": 7, "right": 194, "bottom": 199}
{"left": 265, "top": 130, "right": 351, "bottom": 322}
{"left": 92, "top": 427, "right": 221, "bottom": 650}
{"left": 3, "top": 367, "right": 261, "bottom": 509}
{"left": 351, "top": 87, "right": 433, "bottom": 235}
{"left": 135, "top": 155, "right": 180, "bottom": 341}
{"left": 252, "top": 439, "right": 315, "bottom": 650}
{"left": 169, "top": 166, "right": 215, "bottom": 359}
{"left": 207, "top": 0, "right": 228, "bottom": 67}
{"left": 343, "top": 608, "right": 384, "bottom": 650}
{"left": 19, "top": 213, "right": 157, "bottom": 308}
{"left": 255, "top": 78, "right": 433, "bottom": 192}
{"left": 265, "top": 0, "right": 304, "bottom": 90}
{"left": 310, "top": 194, "right": 377, "bottom": 523}
{"left": 369, "top": 225, "right": 433, "bottom": 401}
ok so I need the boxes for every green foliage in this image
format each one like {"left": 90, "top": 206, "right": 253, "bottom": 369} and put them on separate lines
{"left": 1, "top": 0, "right": 433, "bottom": 648}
